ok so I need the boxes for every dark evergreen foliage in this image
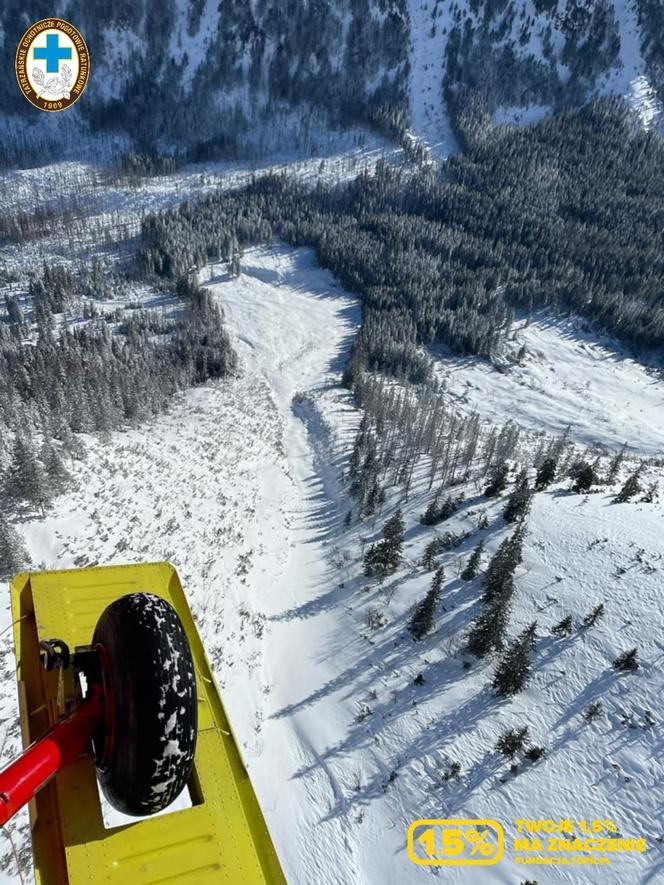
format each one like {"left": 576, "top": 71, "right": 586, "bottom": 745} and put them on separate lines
{"left": 493, "top": 622, "right": 537, "bottom": 696}
{"left": 4, "top": 435, "right": 51, "bottom": 513}
{"left": 614, "top": 466, "right": 642, "bottom": 503}
{"left": 503, "top": 468, "right": 531, "bottom": 523}
{"left": 460, "top": 539, "right": 484, "bottom": 581}
{"left": 606, "top": 443, "right": 628, "bottom": 484}
{"left": 0, "top": 514, "right": 30, "bottom": 578}
{"left": 524, "top": 745, "right": 546, "bottom": 763}
{"left": 495, "top": 726, "right": 530, "bottom": 760}
{"left": 408, "top": 566, "right": 444, "bottom": 640}
{"left": 0, "top": 274, "right": 237, "bottom": 513}
{"left": 583, "top": 701, "right": 604, "bottom": 723}
{"left": 535, "top": 457, "right": 557, "bottom": 491}
{"left": 137, "top": 101, "right": 664, "bottom": 387}
{"left": 613, "top": 648, "right": 639, "bottom": 672}
{"left": 467, "top": 525, "right": 526, "bottom": 656}
{"left": 422, "top": 537, "right": 444, "bottom": 571}
{"left": 0, "top": 0, "right": 410, "bottom": 164}
{"left": 364, "top": 508, "right": 404, "bottom": 579}
{"left": 485, "top": 464, "right": 509, "bottom": 498}
{"left": 570, "top": 461, "right": 597, "bottom": 493}
{"left": 582, "top": 604, "right": 605, "bottom": 628}
{"left": 551, "top": 615, "right": 573, "bottom": 638}
{"left": 466, "top": 599, "right": 511, "bottom": 657}
{"left": 482, "top": 528, "right": 525, "bottom": 606}
{"left": 420, "top": 492, "right": 462, "bottom": 526}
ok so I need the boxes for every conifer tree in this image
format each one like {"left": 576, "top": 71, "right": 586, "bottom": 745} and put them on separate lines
{"left": 614, "top": 466, "right": 642, "bottom": 503}
{"left": 485, "top": 463, "right": 508, "bottom": 497}
{"left": 607, "top": 443, "right": 628, "bottom": 484}
{"left": 551, "top": 615, "right": 573, "bottom": 637}
{"left": 535, "top": 456, "right": 557, "bottom": 491}
{"left": 493, "top": 622, "right": 537, "bottom": 696}
{"left": 364, "top": 508, "right": 404, "bottom": 579}
{"left": 571, "top": 461, "right": 596, "bottom": 493}
{"left": 422, "top": 536, "right": 443, "bottom": 571}
{"left": 466, "top": 600, "right": 511, "bottom": 657}
{"left": 495, "top": 726, "right": 529, "bottom": 760}
{"left": 4, "top": 435, "right": 51, "bottom": 514}
{"left": 420, "top": 491, "right": 441, "bottom": 526}
{"left": 420, "top": 493, "right": 459, "bottom": 526}
{"left": 383, "top": 508, "right": 404, "bottom": 550}
{"left": 482, "top": 526, "right": 525, "bottom": 605}
{"left": 503, "top": 468, "right": 531, "bottom": 523}
{"left": 408, "top": 566, "right": 444, "bottom": 640}
{"left": 0, "top": 515, "right": 30, "bottom": 579}
{"left": 461, "top": 539, "right": 484, "bottom": 581}
{"left": 613, "top": 648, "right": 639, "bottom": 672}
{"left": 582, "top": 603, "right": 605, "bottom": 628}
{"left": 40, "top": 439, "right": 71, "bottom": 495}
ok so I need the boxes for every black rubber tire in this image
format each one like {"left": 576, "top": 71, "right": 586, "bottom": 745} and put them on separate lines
{"left": 92, "top": 592, "right": 197, "bottom": 816}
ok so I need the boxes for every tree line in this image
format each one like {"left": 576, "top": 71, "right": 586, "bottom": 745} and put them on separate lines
{"left": 0, "top": 264, "right": 237, "bottom": 553}
{"left": 138, "top": 99, "right": 664, "bottom": 392}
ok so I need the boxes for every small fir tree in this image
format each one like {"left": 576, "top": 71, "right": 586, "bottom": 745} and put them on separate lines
{"left": 485, "top": 463, "right": 508, "bottom": 497}
{"left": 0, "top": 515, "right": 30, "bottom": 579}
{"left": 535, "top": 457, "right": 557, "bottom": 491}
{"left": 422, "top": 537, "right": 443, "bottom": 571}
{"left": 614, "top": 466, "right": 642, "bottom": 503}
{"left": 466, "top": 600, "right": 511, "bottom": 657}
{"left": 582, "top": 603, "right": 605, "bottom": 628}
{"left": 613, "top": 648, "right": 639, "bottom": 672}
{"left": 571, "top": 461, "right": 596, "bottom": 493}
{"left": 493, "top": 623, "right": 537, "bottom": 696}
{"left": 551, "top": 615, "right": 573, "bottom": 637}
{"left": 4, "top": 434, "right": 51, "bottom": 514}
{"left": 461, "top": 539, "right": 484, "bottom": 581}
{"left": 408, "top": 566, "right": 444, "bottom": 640}
{"left": 495, "top": 726, "right": 529, "bottom": 760}
{"left": 503, "top": 468, "right": 531, "bottom": 523}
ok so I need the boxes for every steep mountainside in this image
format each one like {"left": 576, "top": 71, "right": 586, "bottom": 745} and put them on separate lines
{"left": 2, "top": 1, "right": 664, "bottom": 164}
{"left": 1, "top": 0, "right": 410, "bottom": 163}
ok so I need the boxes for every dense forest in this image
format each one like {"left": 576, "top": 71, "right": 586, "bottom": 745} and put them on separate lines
{"left": 3, "top": 1, "right": 664, "bottom": 165}
{"left": 2, "top": 97, "right": 662, "bottom": 530}
{"left": 138, "top": 99, "right": 664, "bottom": 387}
{"left": 0, "top": 0, "right": 409, "bottom": 165}
{"left": 0, "top": 268, "right": 237, "bottom": 517}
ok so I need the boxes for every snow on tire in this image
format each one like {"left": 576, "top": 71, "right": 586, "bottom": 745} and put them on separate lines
{"left": 92, "top": 592, "right": 197, "bottom": 816}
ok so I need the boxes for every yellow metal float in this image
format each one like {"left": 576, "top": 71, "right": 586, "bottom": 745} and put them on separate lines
{"left": 5, "top": 562, "right": 285, "bottom": 885}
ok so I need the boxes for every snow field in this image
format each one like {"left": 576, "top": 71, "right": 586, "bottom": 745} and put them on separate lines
{"left": 433, "top": 314, "right": 664, "bottom": 455}
{"left": 1, "top": 245, "right": 663, "bottom": 884}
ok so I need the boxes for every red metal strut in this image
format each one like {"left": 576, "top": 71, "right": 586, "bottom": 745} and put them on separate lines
{"left": 0, "top": 691, "right": 104, "bottom": 826}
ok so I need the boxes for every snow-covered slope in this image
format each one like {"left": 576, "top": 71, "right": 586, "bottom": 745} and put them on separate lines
{"left": 410, "top": 0, "right": 664, "bottom": 151}
{"left": 0, "top": 134, "right": 401, "bottom": 280}
{"left": 407, "top": 0, "right": 458, "bottom": 155}
{"left": 1, "top": 244, "right": 663, "bottom": 885}
{"left": 3, "top": 1, "right": 664, "bottom": 165}
{"left": 1, "top": 0, "right": 410, "bottom": 164}
{"left": 433, "top": 314, "right": 664, "bottom": 455}
{"left": 0, "top": 245, "right": 362, "bottom": 883}
{"left": 602, "top": 1, "right": 663, "bottom": 127}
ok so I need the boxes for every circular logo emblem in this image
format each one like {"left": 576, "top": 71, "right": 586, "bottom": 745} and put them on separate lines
{"left": 15, "top": 19, "right": 90, "bottom": 112}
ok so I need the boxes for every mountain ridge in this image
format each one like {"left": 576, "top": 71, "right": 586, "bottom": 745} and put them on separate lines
{"left": 2, "top": 1, "right": 663, "bottom": 165}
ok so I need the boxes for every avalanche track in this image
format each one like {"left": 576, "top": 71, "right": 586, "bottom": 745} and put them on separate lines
{"left": 0, "top": 245, "right": 364, "bottom": 884}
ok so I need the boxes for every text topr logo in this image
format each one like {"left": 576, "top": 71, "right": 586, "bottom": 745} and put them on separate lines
{"left": 15, "top": 19, "right": 90, "bottom": 112}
